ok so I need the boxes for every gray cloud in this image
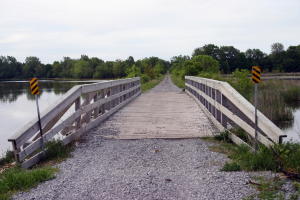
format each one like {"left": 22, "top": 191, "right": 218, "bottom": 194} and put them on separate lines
{"left": 0, "top": 0, "right": 299, "bottom": 63}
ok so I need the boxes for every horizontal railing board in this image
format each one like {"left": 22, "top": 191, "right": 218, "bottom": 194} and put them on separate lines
{"left": 81, "top": 78, "right": 140, "bottom": 94}
{"left": 186, "top": 76, "right": 284, "bottom": 141}
{"left": 9, "top": 77, "right": 140, "bottom": 148}
{"left": 17, "top": 85, "right": 140, "bottom": 161}
{"left": 185, "top": 76, "right": 285, "bottom": 145}
{"left": 20, "top": 90, "right": 141, "bottom": 168}
{"left": 9, "top": 86, "right": 82, "bottom": 148}
{"left": 186, "top": 86, "right": 273, "bottom": 146}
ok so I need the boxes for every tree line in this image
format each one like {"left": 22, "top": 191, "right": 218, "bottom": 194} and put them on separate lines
{"left": 190, "top": 43, "right": 300, "bottom": 73}
{"left": 0, "top": 43, "right": 300, "bottom": 80}
{"left": 0, "top": 55, "right": 169, "bottom": 83}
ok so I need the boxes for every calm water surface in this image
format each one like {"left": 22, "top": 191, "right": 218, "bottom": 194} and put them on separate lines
{"left": 0, "top": 80, "right": 94, "bottom": 155}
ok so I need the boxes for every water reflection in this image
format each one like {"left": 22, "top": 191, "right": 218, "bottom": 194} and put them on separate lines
{"left": 0, "top": 81, "right": 88, "bottom": 103}
{"left": 284, "top": 109, "right": 300, "bottom": 142}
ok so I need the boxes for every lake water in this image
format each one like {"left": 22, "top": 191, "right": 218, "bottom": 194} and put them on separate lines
{"left": 0, "top": 80, "right": 299, "bottom": 156}
{"left": 283, "top": 109, "right": 300, "bottom": 142}
{"left": 0, "top": 80, "right": 94, "bottom": 155}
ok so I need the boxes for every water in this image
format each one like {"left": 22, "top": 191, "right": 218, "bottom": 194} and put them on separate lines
{"left": 283, "top": 109, "right": 300, "bottom": 142}
{"left": 0, "top": 80, "right": 94, "bottom": 155}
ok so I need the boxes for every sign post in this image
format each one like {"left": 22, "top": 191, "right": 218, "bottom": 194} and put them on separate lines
{"left": 251, "top": 66, "right": 261, "bottom": 151}
{"left": 29, "top": 78, "right": 44, "bottom": 150}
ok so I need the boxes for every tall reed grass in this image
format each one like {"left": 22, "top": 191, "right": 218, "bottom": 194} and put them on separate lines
{"left": 255, "top": 80, "right": 300, "bottom": 127}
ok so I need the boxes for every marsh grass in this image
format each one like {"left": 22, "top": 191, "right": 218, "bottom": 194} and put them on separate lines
{"left": 254, "top": 80, "right": 300, "bottom": 127}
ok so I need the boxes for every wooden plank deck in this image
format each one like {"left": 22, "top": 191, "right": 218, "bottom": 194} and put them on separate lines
{"left": 99, "top": 75, "right": 217, "bottom": 139}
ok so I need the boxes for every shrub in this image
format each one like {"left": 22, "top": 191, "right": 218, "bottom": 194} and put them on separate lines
{"left": 227, "top": 69, "right": 252, "bottom": 100}
{"left": 0, "top": 151, "right": 14, "bottom": 167}
{"left": 214, "top": 131, "right": 232, "bottom": 143}
{"left": 221, "top": 162, "right": 241, "bottom": 171}
{"left": 42, "top": 140, "right": 73, "bottom": 162}
{"left": 141, "top": 74, "right": 151, "bottom": 83}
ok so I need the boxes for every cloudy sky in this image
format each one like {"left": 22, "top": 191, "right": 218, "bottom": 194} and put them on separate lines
{"left": 1, "top": 0, "right": 299, "bottom": 63}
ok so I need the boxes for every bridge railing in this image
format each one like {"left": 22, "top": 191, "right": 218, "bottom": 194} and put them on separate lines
{"left": 8, "top": 77, "right": 141, "bottom": 168}
{"left": 185, "top": 76, "right": 286, "bottom": 147}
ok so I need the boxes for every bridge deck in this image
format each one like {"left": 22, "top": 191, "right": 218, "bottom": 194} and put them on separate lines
{"left": 101, "top": 76, "right": 217, "bottom": 139}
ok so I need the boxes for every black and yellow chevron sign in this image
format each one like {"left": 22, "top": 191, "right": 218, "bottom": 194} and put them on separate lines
{"left": 252, "top": 66, "right": 261, "bottom": 84}
{"left": 29, "top": 78, "right": 40, "bottom": 95}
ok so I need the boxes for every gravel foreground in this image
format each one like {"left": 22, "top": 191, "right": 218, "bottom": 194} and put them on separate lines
{"left": 13, "top": 77, "right": 271, "bottom": 200}
{"left": 14, "top": 135, "right": 269, "bottom": 200}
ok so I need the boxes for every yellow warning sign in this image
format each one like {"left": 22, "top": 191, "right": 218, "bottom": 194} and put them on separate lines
{"left": 252, "top": 66, "right": 261, "bottom": 84}
{"left": 29, "top": 78, "right": 40, "bottom": 95}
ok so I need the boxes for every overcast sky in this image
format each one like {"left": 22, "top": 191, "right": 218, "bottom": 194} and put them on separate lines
{"left": 1, "top": 0, "right": 299, "bottom": 63}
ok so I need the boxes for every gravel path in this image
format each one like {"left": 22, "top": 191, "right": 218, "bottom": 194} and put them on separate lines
{"left": 13, "top": 76, "right": 266, "bottom": 200}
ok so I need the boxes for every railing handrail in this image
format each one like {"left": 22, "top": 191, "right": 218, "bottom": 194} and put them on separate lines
{"left": 8, "top": 77, "right": 139, "bottom": 143}
{"left": 8, "top": 77, "right": 141, "bottom": 168}
{"left": 185, "top": 76, "right": 286, "bottom": 146}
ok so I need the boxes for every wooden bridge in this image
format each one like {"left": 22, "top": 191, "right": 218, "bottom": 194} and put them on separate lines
{"left": 8, "top": 75, "right": 286, "bottom": 168}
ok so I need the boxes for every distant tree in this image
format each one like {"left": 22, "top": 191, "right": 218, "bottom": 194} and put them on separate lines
{"left": 0, "top": 56, "right": 22, "bottom": 78}
{"left": 218, "top": 46, "right": 243, "bottom": 73}
{"left": 271, "top": 43, "right": 284, "bottom": 54}
{"left": 193, "top": 44, "right": 220, "bottom": 60}
{"left": 23, "top": 57, "right": 43, "bottom": 78}
{"left": 72, "top": 60, "right": 93, "bottom": 78}
{"left": 270, "top": 43, "right": 285, "bottom": 72}
{"left": 245, "top": 49, "right": 266, "bottom": 70}
{"left": 282, "top": 45, "right": 300, "bottom": 72}
{"left": 184, "top": 55, "right": 219, "bottom": 76}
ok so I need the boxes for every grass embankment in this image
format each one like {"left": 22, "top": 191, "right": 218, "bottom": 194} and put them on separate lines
{"left": 141, "top": 75, "right": 164, "bottom": 92}
{"left": 204, "top": 132, "right": 300, "bottom": 199}
{"left": 209, "top": 131, "right": 300, "bottom": 174}
{"left": 0, "top": 140, "right": 73, "bottom": 200}
{"left": 170, "top": 72, "right": 185, "bottom": 88}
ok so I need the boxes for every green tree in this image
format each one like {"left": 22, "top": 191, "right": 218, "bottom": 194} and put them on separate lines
{"left": 23, "top": 57, "right": 43, "bottom": 78}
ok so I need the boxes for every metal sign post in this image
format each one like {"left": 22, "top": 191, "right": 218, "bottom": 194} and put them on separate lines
{"left": 251, "top": 66, "right": 261, "bottom": 151}
{"left": 30, "top": 78, "right": 44, "bottom": 150}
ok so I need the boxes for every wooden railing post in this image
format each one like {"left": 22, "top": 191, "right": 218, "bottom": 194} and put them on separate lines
{"left": 75, "top": 97, "right": 81, "bottom": 129}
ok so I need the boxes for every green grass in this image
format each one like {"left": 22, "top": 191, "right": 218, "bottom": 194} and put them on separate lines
{"left": 0, "top": 151, "right": 14, "bottom": 167}
{"left": 207, "top": 134, "right": 300, "bottom": 175}
{"left": 41, "top": 140, "right": 74, "bottom": 163}
{"left": 141, "top": 75, "right": 164, "bottom": 92}
{"left": 245, "top": 176, "right": 285, "bottom": 200}
{"left": 170, "top": 72, "right": 185, "bottom": 88}
{"left": 221, "top": 162, "right": 241, "bottom": 171}
{"left": 0, "top": 140, "right": 74, "bottom": 200}
{"left": 0, "top": 167, "right": 57, "bottom": 200}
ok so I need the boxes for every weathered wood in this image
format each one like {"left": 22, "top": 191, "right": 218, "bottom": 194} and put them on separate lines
{"left": 185, "top": 76, "right": 285, "bottom": 146}
{"left": 97, "top": 76, "right": 216, "bottom": 141}
{"left": 12, "top": 77, "right": 141, "bottom": 167}
{"left": 186, "top": 83, "right": 274, "bottom": 146}
{"left": 18, "top": 87, "right": 140, "bottom": 162}
{"left": 81, "top": 78, "right": 140, "bottom": 94}
{"left": 9, "top": 85, "right": 82, "bottom": 148}
{"left": 75, "top": 97, "right": 81, "bottom": 130}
